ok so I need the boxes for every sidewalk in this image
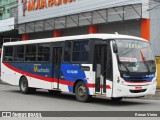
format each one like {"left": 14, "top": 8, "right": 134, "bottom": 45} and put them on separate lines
{"left": 143, "top": 89, "right": 160, "bottom": 100}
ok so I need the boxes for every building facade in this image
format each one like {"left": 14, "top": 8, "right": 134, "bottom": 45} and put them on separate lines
{"left": 0, "top": 0, "right": 17, "bottom": 20}
{"left": 0, "top": 0, "right": 20, "bottom": 49}
{"left": 18, "top": 0, "right": 150, "bottom": 40}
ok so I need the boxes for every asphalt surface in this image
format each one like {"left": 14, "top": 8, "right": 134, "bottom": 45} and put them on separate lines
{"left": 0, "top": 82, "right": 160, "bottom": 111}
{"left": 0, "top": 81, "right": 160, "bottom": 120}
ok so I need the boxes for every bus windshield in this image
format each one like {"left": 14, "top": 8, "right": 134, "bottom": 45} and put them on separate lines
{"left": 116, "top": 39, "right": 156, "bottom": 75}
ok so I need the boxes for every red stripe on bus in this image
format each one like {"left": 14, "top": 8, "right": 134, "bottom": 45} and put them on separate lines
{"left": 87, "top": 83, "right": 95, "bottom": 88}
{"left": 4, "top": 63, "right": 53, "bottom": 82}
{"left": 59, "top": 79, "right": 74, "bottom": 86}
{"left": 3, "top": 63, "right": 111, "bottom": 89}
{"left": 87, "top": 84, "right": 111, "bottom": 89}
{"left": 4, "top": 63, "right": 75, "bottom": 86}
{"left": 106, "top": 85, "right": 111, "bottom": 89}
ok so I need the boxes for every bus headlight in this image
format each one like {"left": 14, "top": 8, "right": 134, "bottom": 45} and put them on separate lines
{"left": 117, "top": 77, "right": 125, "bottom": 85}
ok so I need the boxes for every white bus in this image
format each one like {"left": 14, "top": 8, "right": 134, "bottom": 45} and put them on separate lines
{"left": 1, "top": 34, "right": 157, "bottom": 102}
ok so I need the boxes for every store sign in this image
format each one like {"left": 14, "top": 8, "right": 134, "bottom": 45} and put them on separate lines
{"left": 18, "top": 0, "right": 149, "bottom": 24}
{"left": 22, "top": 0, "right": 75, "bottom": 16}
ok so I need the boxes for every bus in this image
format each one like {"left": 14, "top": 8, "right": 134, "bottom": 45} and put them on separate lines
{"left": 1, "top": 34, "right": 157, "bottom": 102}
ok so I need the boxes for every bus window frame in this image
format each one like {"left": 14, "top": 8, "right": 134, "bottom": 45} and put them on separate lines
{"left": 62, "top": 39, "right": 91, "bottom": 64}
{"left": 24, "top": 43, "right": 38, "bottom": 63}
{"left": 3, "top": 46, "right": 14, "bottom": 63}
{"left": 37, "top": 43, "right": 51, "bottom": 63}
{"left": 14, "top": 45, "right": 25, "bottom": 62}
{"left": 2, "top": 42, "right": 52, "bottom": 64}
{"left": 63, "top": 40, "right": 72, "bottom": 63}
{"left": 71, "top": 39, "right": 90, "bottom": 64}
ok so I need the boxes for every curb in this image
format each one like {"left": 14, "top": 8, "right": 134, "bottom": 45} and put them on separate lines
{"left": 143, "top": 95, "right": 160, "bottom": 100}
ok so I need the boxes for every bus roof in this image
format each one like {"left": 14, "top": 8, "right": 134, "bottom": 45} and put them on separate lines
{"left": 3, "top": 34, "right": 148, "bottom": 46}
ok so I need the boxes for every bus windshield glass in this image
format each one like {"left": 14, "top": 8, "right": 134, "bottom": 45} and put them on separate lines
{"left": 115, "top": 39, "right": 156, "bottom": 75}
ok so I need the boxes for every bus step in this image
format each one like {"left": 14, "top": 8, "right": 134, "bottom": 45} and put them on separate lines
{"left": 93, "top": 94, "right": 106, "bottom": 96}
{"left": 52, "top": 88, "right": 61, "bottom": 91}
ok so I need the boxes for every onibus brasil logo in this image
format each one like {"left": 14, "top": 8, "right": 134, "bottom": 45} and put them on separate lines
{"left": 34, "top": 64, "right": 50, "bottom": 73}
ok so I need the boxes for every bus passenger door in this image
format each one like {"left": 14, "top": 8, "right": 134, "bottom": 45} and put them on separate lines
{"left": 52, "top": 47, "right": 62, "bottom": 89}
{"left": 94, "top": 45, "right": 107, "bottom": 94}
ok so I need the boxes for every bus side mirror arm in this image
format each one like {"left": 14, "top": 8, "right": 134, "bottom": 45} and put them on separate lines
{"left": 112, "top": 40, "right": 118, "bottom": 53}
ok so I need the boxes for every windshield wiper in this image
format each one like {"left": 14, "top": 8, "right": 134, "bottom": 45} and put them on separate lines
{"left": 117, "top": 55, "right": 131, "bottom": 75}
{"left": 140, "top": 50, "right": 150, "bottom": 74}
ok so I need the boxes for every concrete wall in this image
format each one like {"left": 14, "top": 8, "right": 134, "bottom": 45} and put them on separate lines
{"left": 149, "top": 0, "right": 160, "bottom": 88}
{"left": 150, "top": 0, "right": 160, "bottom": 56}
{"left": 29, "top": 20, "right": 141, "bottom": 39}
{"left": 62, "top": 26, "right": 89, "bottom": 37}
{"left": 29, "top": 31, "right": 53, "bottom": 40}
{"left": 98, "top": 20, "right": 141, "bottom": 37}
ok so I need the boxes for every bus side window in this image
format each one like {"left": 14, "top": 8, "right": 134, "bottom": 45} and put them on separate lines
{"left": 37, "top": 43, "right": 50, "bottom": 62}
{"left": 72, "top": 40, "right": 89, "bottom": 62}
{"left": 25, "top": 45, "right": 37, "bottom": 62}
{"left": 14, "top": 46, "right": 24, "bottom": 61}
{"left": 3, "top": 46, "right": 14, "bottom": 62}
{"left": 64, "top": 41, "right": 71, "bottom": 62}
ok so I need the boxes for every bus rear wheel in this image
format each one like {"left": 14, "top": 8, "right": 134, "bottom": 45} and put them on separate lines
{"left": 75, "top": 81, "right": 91, "bottom": 102}
{"left": 19, "top": 77, "right": 36, "bottom": 94}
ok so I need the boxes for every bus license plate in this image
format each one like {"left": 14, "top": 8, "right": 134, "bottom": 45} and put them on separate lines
{"left": 135, "top": 87, "right": 142, "bottom": 90}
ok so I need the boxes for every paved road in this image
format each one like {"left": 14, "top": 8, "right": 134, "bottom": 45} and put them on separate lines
{"left": 1, "top": 84, "right": 160, "bottom": 120}
{"left": 0, "top": 84, "right": 160, "bottom": 112}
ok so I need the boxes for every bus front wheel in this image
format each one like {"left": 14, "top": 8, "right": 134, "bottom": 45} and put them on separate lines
{"left": 19, "top": 77, "right": 36, "bottom": 94}
{"left": 75, "top": 81, "right": 91, "bottom": 102}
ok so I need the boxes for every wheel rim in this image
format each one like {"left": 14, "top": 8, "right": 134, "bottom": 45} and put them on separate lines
{"left": 21, "top": 80, "right": 27, "bottom": 91}
{"left": 78, "top": 85, "right": 86, "bottom": 98}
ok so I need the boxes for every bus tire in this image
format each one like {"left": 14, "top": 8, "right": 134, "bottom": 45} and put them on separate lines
{"left": 19, "top": 77, "right": 31, "bottom": 94}
{"left": 75, "top": 81, "right": 91, "bottom": 102}
{"left": 111, "top": 97, "right": 123, "bottom": 102}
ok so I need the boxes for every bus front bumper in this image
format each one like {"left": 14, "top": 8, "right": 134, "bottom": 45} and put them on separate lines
{"left": 112, "top": 83, "right": 157, "bottom": 98}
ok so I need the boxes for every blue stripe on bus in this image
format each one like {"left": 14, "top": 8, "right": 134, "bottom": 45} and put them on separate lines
{"left": 122, "top": 74, "right": 155, "bottom": 82}
{"left": 61, "top": 64, "right": 87, "bottom": 93}
{"left": 8, "top": 63, "right": 88, "bottom": 93}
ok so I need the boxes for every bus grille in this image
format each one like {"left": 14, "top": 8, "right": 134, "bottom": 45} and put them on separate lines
{"left": 129, "top": 89, "right": 147, "bottom": 93}
{"left": 125, "top": 80, "right": 150, "bottom": 83}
